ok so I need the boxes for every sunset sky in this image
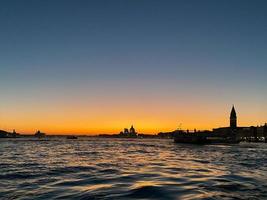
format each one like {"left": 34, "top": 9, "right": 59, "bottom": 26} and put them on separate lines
{"left": 0, "top": 0, "right": 266, "bottom": 134}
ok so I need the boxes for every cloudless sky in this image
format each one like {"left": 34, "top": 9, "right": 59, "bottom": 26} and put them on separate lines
{"left": 0, "top": 0, "right": 266, "bottom": 134}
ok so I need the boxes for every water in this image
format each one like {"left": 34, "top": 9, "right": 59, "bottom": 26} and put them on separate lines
{"left": 0, "top": 138, "right": 266, "bottom": 200}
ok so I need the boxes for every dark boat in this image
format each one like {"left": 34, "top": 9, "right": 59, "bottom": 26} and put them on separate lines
{"left": 35, "top": 130, "right": 46, "bottom": 138}
{"left": 66, "top": 136, "right": 78, "bottom": 139}
{"left": 0, "top": 130, "right": 9, "bottom": 138}
{"left": 174, "top": 134, "right": 209, "bottom": 144}
{"left": 206, "top": 136, "right": 241, "bottom": 144}
{"left": 174, "top": 132, "right": 241, "bottom": 145}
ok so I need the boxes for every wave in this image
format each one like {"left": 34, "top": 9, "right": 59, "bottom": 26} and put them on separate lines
{"left": 0, "top": 139, "right": 267, "bottom": 199}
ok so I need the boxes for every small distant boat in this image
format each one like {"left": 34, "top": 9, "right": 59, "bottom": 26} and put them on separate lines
{"left": 66, "top": 136, "right": 78, "bottom": 139}
{"left": 35, "top": 130, "right": 46, "bottom": 138}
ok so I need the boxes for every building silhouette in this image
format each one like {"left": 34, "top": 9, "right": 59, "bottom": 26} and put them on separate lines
{"left": 162, "top": 105, "right": 267, "bottom": 142}
{"left": 230, "top": 105, "right": 237, "bottom": 129}
{"left": 219, "top": 106, "right": 266, "bottom": 141}
{"left": 119, "top": 125, "right": 137, "bottom": 137}
{"left": 130, "top": 125, "right": 136, "bottom": 134}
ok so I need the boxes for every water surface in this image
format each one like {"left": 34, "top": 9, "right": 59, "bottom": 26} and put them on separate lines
{"left": 0, "top": 138, "right": 266, "bottom": 199}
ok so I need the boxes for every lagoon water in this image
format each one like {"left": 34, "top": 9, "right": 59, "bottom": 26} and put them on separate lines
{"left": 0, "top": 138, "right": 266, "bottom": 200}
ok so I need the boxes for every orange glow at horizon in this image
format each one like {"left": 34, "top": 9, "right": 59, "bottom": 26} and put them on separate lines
{"left": 1, "top": 0, "right": 267, "bottom": 137}
{"left": 1, "top": 97, "right": 266, "bottom": 135}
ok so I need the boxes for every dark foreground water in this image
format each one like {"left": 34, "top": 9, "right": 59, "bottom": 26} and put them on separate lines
{"left": 0, "top": 138, "right": 266, "bottom": 200}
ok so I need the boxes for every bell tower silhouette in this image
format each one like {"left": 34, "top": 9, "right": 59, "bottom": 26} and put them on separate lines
{"left": 230, "top": 105, "right": 237, "bottom": 129}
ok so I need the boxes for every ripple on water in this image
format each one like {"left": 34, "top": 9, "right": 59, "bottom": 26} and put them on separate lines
{"left": 126, "top": 185, "right": 172, "bottom": 199}
{"left": 0, "top": 139, "right": 267, "bottom": 200}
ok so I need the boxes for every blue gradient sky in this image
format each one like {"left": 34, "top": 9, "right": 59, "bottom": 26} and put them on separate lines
{"left": 0, "top": 0, "right": 266, "bottom": 134}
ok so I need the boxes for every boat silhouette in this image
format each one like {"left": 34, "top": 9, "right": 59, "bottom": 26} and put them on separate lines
{"left": 66, "top": 136, "right": 78, "bottom": 139}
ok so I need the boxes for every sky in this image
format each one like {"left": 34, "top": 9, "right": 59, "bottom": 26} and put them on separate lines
{"left": 0, "top": 0, "right": 266, "bottom": 134}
